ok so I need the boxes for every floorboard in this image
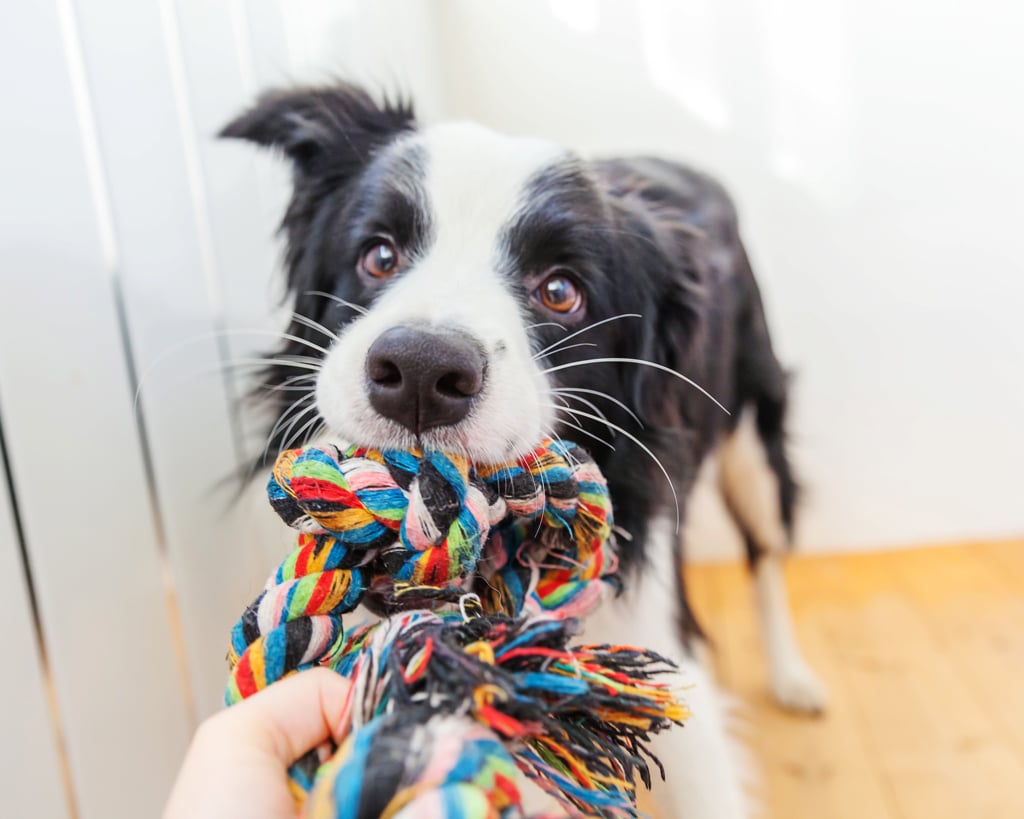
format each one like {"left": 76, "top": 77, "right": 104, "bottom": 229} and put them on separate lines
{"left": 665, "top": 541, "right": 1024, "bottom": 819}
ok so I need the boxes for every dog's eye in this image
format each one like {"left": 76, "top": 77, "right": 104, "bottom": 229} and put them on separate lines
{"left": 359, "top": 239, "right": 400, "bottom": 279}
{"left": 536, "top": 271, "right": 584, "bottom": 315}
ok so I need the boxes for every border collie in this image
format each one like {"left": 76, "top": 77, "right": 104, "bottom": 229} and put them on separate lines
{"left": 223, "top": 83, "right": 827, "bottom": 817}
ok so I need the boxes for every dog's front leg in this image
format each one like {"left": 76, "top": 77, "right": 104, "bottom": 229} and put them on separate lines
{"left": 583, "top": 517, "right": 750, "bottom": 819}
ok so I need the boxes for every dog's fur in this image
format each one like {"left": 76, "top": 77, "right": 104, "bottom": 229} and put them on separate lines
{"left": 224, "top": 83, "right": 826, "bottom": 817}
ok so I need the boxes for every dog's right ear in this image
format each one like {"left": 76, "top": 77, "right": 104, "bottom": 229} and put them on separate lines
{"left": 219, "top": 83, "right": 415, "bottom": 176}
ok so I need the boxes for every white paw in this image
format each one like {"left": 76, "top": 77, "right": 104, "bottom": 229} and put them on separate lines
{"left": 771, "top": 662, "right": 829, "bottom": 715}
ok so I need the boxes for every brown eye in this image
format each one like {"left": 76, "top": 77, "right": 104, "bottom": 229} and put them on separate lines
{"left": 359, "top": 238, "right": 400, "bottom": 279}
{"left": 536, "top": 271, "right": 584, "bottom": 314}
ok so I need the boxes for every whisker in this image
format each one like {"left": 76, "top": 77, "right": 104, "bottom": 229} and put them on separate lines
{"left": 255, "top": 382, "right": 316, "bottom": 394}
{"left": 217, "top": 354, "right": 325, "bottom": 373}
{"left": 247, "top": 373, "right": 318, "bottom": 410}
{"left": 133, "top": 328, "right": 325, "bottom": 416}
{"left": 274, "top": 402, "right": 321, "bottom": 460}
{"left": 525, "top": 321, "right": 568, "bottom": 333}
{"left": 273, "top": 331, "right": 330, "bottom": 357}
{"left": 303, "top": 291, "right": 368, "bottom": 315}
{"left": 532, "top": 342, "right": 598, "bottom": 360}
{"left": 545, "top": 404, "right": 615, "bottom": 451}
{"left": 552, "top": 386, "right": 644, "bottom": 428}
{"left": 546, "top": 398, "right": 608, "bottom": 457}
{"left": 289, "top": 312, "right": 341, "bottom": 344}
{"left": 310, "top": 421, "right": 328, "bottom": 446}
{"left": 262, "top": 396, "right": 316, "bottom": 464}
{"left": 534, "top": 313, "right": 642, "bottom": 358}
{"left": 133, "top": 357, "right": 321, "bottom": 425}
{"left": 551, "top": 391, "right": 611, "bottom": 426}
{"left": 542, "top": 357, "right": 729, "bottom": 414}
{"left": 531, "top": 421, "right": 578, "bottom": 480}
{"left": 272, "top": 371, "right": 318, "bottom": 383}
{"left": 252, "top": 372, "right": 318, "bottom": 396}
{"left": 556, "top": 404, "right": 681, "bottom": 532}
{"left": 222, "top": 357, "right": 324, "bottom": 374}
{"left": 549, "top": 422, "right": 582, "bottom": 468}
{"left": 283, "top": 412, "right": 325, "bottom": 456}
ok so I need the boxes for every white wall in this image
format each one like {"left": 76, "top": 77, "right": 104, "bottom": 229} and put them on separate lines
{"left": 0, "top": 3, "right": 444, "bottom": 817}
{"left": 431, "top": 0, "right": 1024, "bottom": 556}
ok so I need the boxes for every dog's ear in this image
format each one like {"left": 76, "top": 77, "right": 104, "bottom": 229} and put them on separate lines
{"left": 632, "top": 256, "right": 707, "bottom": 425}
{"left": 220, "top": 83, "right": 414, "bottom": 300}
{"left": 219, "top": 83, "right": 414, "bottom": 176}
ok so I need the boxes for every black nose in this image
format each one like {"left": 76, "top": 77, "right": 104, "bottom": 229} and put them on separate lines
{"left": 365, "top": 326, "right": 485, "bottom": 434}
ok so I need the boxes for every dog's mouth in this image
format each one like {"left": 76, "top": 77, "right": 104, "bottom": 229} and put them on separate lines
{"left": 361, "top": 577, "right": 476, "bottom": 616}
{"left": 321, "top": 418, "right": 480, "bottom": 455}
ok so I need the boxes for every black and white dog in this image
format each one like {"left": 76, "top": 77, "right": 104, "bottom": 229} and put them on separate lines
{"left": 224, "top": 83, "right": 826, "bottom": 817}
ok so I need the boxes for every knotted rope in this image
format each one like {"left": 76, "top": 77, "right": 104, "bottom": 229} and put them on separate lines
{"left": 227, "top": 438, "right": 686, "bottom": 817}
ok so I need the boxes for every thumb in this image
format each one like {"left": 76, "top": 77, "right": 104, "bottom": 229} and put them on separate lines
{"left": 218, "top": 668, "right": 351, "bottom": 764}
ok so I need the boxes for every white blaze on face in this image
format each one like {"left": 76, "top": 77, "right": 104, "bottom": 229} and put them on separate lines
{"left": 317, "top": 122, "right": 567, "bottom": 460}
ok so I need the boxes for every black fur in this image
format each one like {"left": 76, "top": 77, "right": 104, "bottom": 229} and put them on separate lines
{"left": 498, "top": 153, "right": 799, "bottom": 638}
{"left": 223, "top": 84, "right": 797, "bottom": 644}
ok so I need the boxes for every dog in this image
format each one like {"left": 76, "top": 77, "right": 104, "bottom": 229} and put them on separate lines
{"left": 223, "top": 83, "right": 827, "bottom": 817}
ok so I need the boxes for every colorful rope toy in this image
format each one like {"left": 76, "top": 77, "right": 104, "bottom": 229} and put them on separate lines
{"left": 227, "top": 438, "right": 687, "bottom": 817}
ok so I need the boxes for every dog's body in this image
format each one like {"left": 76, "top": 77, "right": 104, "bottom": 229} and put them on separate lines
{"left": 226, "top": 85, "right": 825, "bottom": 817}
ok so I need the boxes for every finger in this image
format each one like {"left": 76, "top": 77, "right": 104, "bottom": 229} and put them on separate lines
{"left": 217, "top": 668, "right": 351, "bottom": 764}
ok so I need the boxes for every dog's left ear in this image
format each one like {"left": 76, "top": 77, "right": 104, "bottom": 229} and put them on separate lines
{"left": 633, "top": 262, "right": 707, "bottom": 425}
{"left": 219, "top": 83, "right": 415, "bottom": 177}
{"left": 219, "top": 83, "right": 414, "bottom": 300}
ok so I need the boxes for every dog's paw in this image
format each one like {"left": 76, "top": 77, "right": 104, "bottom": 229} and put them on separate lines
{"left": 771, "top": 662, "right": 829, "bottom": 715}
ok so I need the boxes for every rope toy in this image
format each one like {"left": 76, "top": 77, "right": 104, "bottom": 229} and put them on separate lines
{"left": 227, "top": 438, "right": 687, "bottom": 817}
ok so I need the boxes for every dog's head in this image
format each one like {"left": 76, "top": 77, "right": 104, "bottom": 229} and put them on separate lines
{"left": 224, "top": 84, "right": 704, "bottom": 466}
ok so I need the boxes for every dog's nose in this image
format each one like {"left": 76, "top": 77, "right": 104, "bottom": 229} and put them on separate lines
{"left": 365, "top": 326, "right": 485, "bottom": 434}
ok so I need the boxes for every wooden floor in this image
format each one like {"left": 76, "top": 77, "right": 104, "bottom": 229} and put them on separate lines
{"left": 652, "top": 541, "right": 1024, "bottom": 819}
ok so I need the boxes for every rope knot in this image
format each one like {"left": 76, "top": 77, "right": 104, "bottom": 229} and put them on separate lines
{"left": 227, "top": 438, "right": 687, "bottom": 817}
{"left": 266, "top": 438, "right": 613, "bottom": 610}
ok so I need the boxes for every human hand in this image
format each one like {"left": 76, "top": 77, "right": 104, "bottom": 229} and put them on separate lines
{"left": 163, "top": 668, "right": 350, "bottom": 819}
